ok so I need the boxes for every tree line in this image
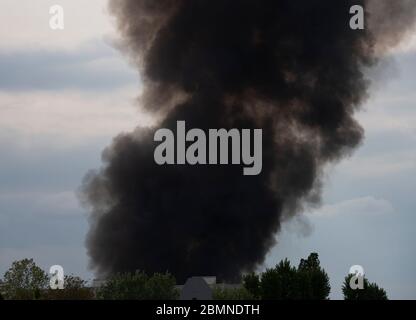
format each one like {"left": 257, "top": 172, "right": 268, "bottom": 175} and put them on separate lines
{"left": 0, "top": 253, "right": 387, "bottom": 300}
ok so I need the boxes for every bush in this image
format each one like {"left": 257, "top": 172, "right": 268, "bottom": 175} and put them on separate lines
{"left": 213, "top": 286, "right": 254, "bottom": 300}
{"left": 42, "top": 275, "right": 94, "bottom": 300}
{"left": 97, "top": 271, "right": 179, "bottom": 300}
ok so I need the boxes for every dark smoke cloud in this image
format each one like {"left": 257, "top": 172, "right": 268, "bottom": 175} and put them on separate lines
{"left": 81, "top": 0, "right": 416, "bottom": 282}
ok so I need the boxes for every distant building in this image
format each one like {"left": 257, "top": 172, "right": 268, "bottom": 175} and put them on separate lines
{"left": 178, "top": 276, "right": 242, "bottom": 300}
{"left": 179, "top": 277, "right": 213, "bottom": 300}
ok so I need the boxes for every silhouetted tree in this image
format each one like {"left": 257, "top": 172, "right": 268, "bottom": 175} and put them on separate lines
{"left": 342, "top": 274, "right": 388, "bottom": 300}
{"left": 296, "top": 253, "right": 331, "bottom": 299}
{"left": 260, "top": 259, "right": 298, "bottom": 299}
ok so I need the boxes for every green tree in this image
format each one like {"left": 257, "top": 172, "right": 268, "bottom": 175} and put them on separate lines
{"left": 42, "top": 275, "right": 94, "bottom": 300}
{"left": 97, "top": 271, "right": 178, "bottom": 300}
{"left": 2, "top": 258, "right": 48, "bottom": 299}
{"left": 260, "top": 259, "right": 298, "bottom": 299}
{"left": 243, "top": 272, "right": 261, "bottom": 299}
{"left": 213, "top": 286, "right": 254, "bottom": 300}
{"left": 244, "top": 253, "right": 331, "bottom": 300}
{"left": 342, "top": 274, "right": 388, "bottom": 300}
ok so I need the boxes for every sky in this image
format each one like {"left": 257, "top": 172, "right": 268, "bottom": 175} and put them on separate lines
{"left": 0, "top": 1, "right": 415, "bottom": 299}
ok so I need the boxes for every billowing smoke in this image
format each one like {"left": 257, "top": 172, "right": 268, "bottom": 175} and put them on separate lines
{"left": 81, "top": 0, "right": 416, "bottom": 282}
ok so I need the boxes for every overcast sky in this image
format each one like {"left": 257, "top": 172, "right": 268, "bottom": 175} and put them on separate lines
{"left": 0, "top": 1, "right": 415, "bottom": 299}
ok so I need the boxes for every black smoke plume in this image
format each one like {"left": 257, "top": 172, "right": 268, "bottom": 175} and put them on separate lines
{"left": 81, "top": 0, "right": 416, "bottom": 282}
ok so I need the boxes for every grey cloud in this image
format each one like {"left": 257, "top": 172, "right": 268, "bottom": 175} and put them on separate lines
{"left": 0, "top": 40, "right": 138, "bottom": 91}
